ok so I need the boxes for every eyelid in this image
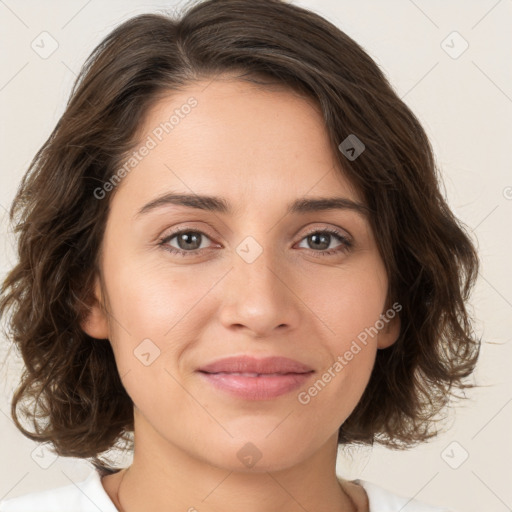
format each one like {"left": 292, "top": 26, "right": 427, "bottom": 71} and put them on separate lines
{"left": 158, "top": 222, "right": 352, "bottom": 245}
{"left": 300, "top": 223, "right": 352, "bottom": 242}
{"left": 157, "top": 222, "right": 354, "bottom": 259}
{"left": 158, "top": 222, "right": 217, "bottom": 243}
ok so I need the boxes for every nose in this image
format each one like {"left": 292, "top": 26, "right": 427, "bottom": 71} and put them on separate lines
{"left": 218, "top": 244, "right": 302, "bottom": 338}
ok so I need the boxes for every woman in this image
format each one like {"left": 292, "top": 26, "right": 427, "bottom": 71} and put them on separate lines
{"left": 0, "top": 0, "right": 480, "bottom": 510}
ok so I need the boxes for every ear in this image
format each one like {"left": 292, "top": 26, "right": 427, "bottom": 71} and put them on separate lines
{"left": 376, "top": 309, "right": 401, "bottom": 350}
{"left": 80, "top": 276, "right": 110, "bottom": 340}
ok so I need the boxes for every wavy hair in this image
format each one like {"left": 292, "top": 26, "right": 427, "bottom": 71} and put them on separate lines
{"left": 0, "top": 0, "right": 480, "bottom": 473}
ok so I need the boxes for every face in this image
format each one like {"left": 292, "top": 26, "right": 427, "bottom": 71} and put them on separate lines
{"left": 82, "top": 77, "right": 399, "bottom": 472}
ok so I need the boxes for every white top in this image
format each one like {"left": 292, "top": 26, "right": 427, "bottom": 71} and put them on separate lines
{"left": 0, "top": 469, "right": 455, "bottom": 512}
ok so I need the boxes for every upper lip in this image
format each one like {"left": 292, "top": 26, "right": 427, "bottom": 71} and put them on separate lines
{"left": 197, "top": 356, "right": 314, "bottom": 374}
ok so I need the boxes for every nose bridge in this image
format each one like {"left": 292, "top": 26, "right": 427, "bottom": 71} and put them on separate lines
{"left": 220, "top": 233, "right": 299, "bottom": 335}
{"left": 235, "top": 233, "right": 285, "bottom": 299}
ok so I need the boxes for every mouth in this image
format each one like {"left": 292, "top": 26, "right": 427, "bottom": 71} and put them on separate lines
{"left": 197, "top": 371, "right": 314, "bottom": 400}
{"left": 196, "top": 356, "right": 314, "bottom": 400}
{"left": 197, "top": 355, "right": 313, "bottom": 375}
{"left": 200, "top": 371, "right": 307, "bottom": 377}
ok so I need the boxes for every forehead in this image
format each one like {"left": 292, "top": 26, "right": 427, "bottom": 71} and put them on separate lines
{"left": 111, "top": 77, "right": 361, "bottom": 214}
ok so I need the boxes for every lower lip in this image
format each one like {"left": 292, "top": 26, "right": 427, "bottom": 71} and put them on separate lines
{"left": 197, "top": 371, "right": 314, "bottom": 400}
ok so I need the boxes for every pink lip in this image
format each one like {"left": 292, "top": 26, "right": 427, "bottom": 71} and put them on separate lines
{"left": 197, "top": 355, "right": 313, "bottom": 374}
{"left": 196, "top": 356, "right": 314, "bottom": 400}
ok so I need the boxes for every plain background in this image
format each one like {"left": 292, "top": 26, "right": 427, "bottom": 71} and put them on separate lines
{"left": 0, "top": 1, "right": 510, "bottom": 511}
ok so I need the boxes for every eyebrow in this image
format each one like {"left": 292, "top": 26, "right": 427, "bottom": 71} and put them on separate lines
{"left": 135, "top": 192, "right": 371, "bottom": 218}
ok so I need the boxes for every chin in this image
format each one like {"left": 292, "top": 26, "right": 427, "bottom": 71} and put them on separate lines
{"left": 197, "top": 432, "right": 313, "bottom": 474}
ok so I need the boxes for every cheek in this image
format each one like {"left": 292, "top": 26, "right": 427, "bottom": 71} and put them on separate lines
{"left": 102, "top": 239, "right": 386, "bottom": 413}
{"left": 105, "top": 256, "right": 217, "bottom": 336}
{"left": 294, "top": 275, "right": 382, "bottom": 424}
{"left": 294, "top": 259, "right": 386, "bottom": 397}
{"left": 297, "top": 257, "right": 388, "bottom": 343}
{"left": 101, "top": 258, "right": 220, "bottom": 389}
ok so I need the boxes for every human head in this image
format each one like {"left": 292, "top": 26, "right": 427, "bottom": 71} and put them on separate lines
{"left": 0, "top": 0, "right": 480, "bottom": 472}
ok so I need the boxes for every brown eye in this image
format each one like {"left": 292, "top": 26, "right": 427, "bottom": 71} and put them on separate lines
{"left": 296, "top": 229, "right": 352, "bottom": 256}
{"left": 159, "top": 230, "right": 213, "bottom": 255}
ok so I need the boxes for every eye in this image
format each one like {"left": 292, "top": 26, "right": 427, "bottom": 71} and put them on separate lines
{"left": 295, "top": 228, "right": 353, "bottom": 257}
{"left": 158, "top": 229, "right": 214, "bottom": 256}
{"left": 157, "top": 227, "right": 353, "bottom": 257}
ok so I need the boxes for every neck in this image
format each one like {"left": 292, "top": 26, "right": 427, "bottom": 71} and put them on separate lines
{"left": 112, "top": 410, "right": 359, "bottom": 512}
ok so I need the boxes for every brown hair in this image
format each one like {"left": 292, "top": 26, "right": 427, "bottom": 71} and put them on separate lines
{"left": 0, "top": 0, "right": 480, "bottom": 473}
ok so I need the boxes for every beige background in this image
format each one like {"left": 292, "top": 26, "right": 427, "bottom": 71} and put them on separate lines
{"left": 0, "top": 1, "right": 511, "bottom": 511}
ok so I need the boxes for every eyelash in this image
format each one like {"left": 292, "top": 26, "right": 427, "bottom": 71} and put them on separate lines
{"left": 157, "top": 226, "right": 353, "bottom": 258}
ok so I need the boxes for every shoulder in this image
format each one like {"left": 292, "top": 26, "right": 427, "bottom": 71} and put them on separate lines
{"left": 351, "top": 478, "right": 457, "bottom": 512}
{"left": 0, "top": 469, "right": 119, "bottom": 512}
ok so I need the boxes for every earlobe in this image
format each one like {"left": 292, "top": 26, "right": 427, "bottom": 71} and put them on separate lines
{"left": 80, "top": 277, "right": 110, "bottom": 340}
{"left": 376, "top": 313, "right": 401, "bottom": 350}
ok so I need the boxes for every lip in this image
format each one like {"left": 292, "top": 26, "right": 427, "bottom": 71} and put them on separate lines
{"left": 196, "top": 356, "right": 314, "bottom": 400}
{"left": 197, "top": 355, "right": 313, "bottom": 374}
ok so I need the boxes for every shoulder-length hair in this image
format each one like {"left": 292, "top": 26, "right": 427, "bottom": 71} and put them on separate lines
{"left": 0, "top": 0, "right": 480, "bottom": 473}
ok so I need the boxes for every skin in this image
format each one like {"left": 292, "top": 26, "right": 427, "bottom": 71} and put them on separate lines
{"left": 82, "top": 76, "right": 400, "bottom": 512}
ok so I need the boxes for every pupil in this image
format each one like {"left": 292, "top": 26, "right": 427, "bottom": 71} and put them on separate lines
{"left": 175, "top": 232, "right": 332, "bottom": 252}
{"left": 179, "top": 232, "right": 200, "bottom": 250}
{"left": 310, "top": 233, "right": 329, "bottom": 250}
